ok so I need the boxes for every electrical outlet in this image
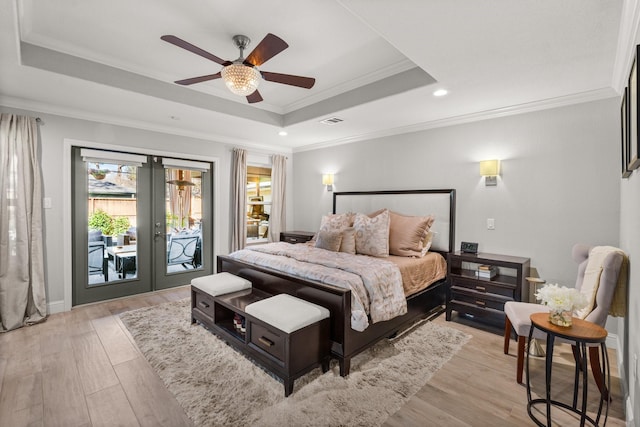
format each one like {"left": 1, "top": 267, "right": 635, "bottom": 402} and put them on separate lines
{"left": 43, "top": 197, "right": 52, "bottom": 209}
{"left": 487, "top": 218, "right": 495, "bottom": 230}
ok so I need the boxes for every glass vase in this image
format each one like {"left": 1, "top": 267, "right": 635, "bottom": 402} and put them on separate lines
{"left": 549, "top": 309, "right": 572, "bottom": 327}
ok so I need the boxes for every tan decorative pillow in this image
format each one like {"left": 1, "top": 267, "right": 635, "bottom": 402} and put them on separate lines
{"left": 388, "top": 211, "right": 435, "bottom": 257}
{"left": 353, "top": 209, "right": 390, "bottom": 257}
{"left": 340, "top": 227, "right": 356, "bottom": 254}
{"left": 315, "top": 230, "right": 343, "bottom": 252}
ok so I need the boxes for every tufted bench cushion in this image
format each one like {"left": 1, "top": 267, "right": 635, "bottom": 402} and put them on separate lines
{"left": 245, "top": 294, "right": 330, "bottom": 333}
{"left": 191, "top": 272, "right": 251, "bottom": 296}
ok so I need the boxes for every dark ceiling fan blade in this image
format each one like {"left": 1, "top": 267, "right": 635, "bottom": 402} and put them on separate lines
{"left": 244, "top": 33, "right": 289, "bottom": 67}
{"left": 161, "top": 35, "right": 231, "bottom": 66}
{"left": 246, "top": 90, "right": 263, "bottom": 104}
{"left": 261, "top": 71, "right": 315, "bottom": 89}
{"left": 174, "top": 72, "right": 222, "bottom": 85}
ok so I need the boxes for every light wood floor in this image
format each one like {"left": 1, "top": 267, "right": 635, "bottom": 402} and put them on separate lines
{"left": 0, "top": 287, "right": 627, "bottom": 427}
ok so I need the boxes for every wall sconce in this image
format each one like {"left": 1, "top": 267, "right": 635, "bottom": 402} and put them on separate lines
{"left": 322, "top": 174, "right": 334, "bottom": 191}
{"left": 480, "top": 160, "right": 500, "bottom": 186}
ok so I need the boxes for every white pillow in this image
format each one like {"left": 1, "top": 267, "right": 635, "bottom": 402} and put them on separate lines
{"left": 318, "top": 212, "right": 355, "bottom": 233}
{"left": 353, "top": 209, "right": 390, "bottom": 257}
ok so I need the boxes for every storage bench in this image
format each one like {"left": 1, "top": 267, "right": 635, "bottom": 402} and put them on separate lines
{"left": 191, "top": 273, "right": 331, "bottom": 396}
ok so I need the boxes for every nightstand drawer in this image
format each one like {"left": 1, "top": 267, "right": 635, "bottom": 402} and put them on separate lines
{"left": 250, "top": 321, "right": 285, "bottom": 362}
{"left": 451, "top": 288, "right": 508, "bottom": 311}
{"left": 450, "top": 276, "right": 514, "bottom": 298}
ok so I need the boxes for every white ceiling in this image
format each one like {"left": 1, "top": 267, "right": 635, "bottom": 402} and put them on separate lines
{"left": 0, "top": 0, "right": 630, "bottom": 153}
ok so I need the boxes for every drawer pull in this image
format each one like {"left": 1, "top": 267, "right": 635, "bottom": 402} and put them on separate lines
{"left": 199, "top": 301, "right": 210, "bottom": 309}
{"left": 475, "top": 285, "right": 486, "bottom": 291}
{"left": 258, "top": 336, "right": 274, "bottom": 347}
{"left": 475, "top": 300, "right": 486, "bottom": 306}
{"left": 290, "top": 238, "right": 298, "bottom": 242}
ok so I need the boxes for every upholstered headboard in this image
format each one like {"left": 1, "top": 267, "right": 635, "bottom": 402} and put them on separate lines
{"left": 332, "top": 189, "right": 456, "bottom": 254}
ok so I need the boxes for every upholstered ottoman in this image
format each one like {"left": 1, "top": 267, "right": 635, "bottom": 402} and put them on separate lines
{"left": 190, "top": 272, "right": 252, "bottom": 326}
{"left": 245, "top": 294, "right": 331, "bottom": 396}
{"left": 191, "top": 272, "right": 251, "bottom": 296}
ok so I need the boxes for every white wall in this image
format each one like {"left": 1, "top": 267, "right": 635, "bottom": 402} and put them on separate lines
{"left": 0, "top": 106, "right": 293, "bottom": 312}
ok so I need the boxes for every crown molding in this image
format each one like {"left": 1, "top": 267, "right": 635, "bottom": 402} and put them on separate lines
{"left": 0, "top": 95, "right": 293, "bottom": 154}
{"left": 293, "top": 87, "right": 617, "bottom": 153}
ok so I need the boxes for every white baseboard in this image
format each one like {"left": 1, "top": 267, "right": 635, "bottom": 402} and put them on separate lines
{"left": 607, "top": 332, "right": 618, "bottom": 350}
{"left": 613, "top": 332, "right": 634, "bottom": 427}
{"left": 47, "top": 300, "right": 66, "bottom": 315}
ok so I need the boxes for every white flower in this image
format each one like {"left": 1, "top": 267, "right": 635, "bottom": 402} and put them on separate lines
{"left": 534, "top": 283, "right": 588, "bottom": 312}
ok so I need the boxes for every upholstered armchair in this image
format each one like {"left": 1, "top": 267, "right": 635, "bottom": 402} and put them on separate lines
{"left": 503, "top": 244, "right": 626, "bottom": 398}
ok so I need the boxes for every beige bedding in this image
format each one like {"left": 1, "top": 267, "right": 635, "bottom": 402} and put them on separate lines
{"left": 387, "top": 252, "right": 447, "bottom": 296}
{"left": 229, "top": 242, "right": 408, "bottom": 332}
{"left": 229, "top": 243, "right": 447, "bottom": 331}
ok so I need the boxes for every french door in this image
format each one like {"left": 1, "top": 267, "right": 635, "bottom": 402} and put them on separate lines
{"left": 72, "top": 147, "right": 213, "bottom": 305}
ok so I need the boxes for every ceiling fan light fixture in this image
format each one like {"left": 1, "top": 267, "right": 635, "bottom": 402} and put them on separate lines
{"left": 221, "top": 63, "right": 261, "bottom": 96}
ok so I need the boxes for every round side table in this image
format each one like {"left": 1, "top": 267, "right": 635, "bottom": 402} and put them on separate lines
{"left": 526, "top": 312, "right": 610, "bottom": 427}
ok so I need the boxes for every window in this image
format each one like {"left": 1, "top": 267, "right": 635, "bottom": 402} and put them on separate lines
{"left": 246, "top": 166, "right": 271, "bottom": 242}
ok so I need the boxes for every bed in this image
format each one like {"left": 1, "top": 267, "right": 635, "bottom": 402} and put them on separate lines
{"left": 217, "top": 189, "right": 456, "bottom": 376}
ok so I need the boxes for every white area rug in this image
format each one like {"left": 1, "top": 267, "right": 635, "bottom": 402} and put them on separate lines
{"left": 120, "top": 299, "right": 470, "bottom": 427}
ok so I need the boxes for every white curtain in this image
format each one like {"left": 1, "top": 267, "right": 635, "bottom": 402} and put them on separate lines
{"left": 230, "top": 148, "right": 247, "bottom": 252}
{"left": 0, "top": 114, "right": 47, "bottom": 332}
{"left": 268, "top": 154, "right": 286, "bottom": 242}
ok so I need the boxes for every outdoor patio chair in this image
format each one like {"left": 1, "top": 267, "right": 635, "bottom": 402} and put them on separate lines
{"left": 88, "top": 240, "right": 108, "bottom": 281}
{"left": 167, "top": 233, "right": 200, "bottom": 269}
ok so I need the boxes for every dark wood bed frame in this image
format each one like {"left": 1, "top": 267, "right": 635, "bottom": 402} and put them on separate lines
{"left": 217, "top": 189, "right": 456, "bottom": 376}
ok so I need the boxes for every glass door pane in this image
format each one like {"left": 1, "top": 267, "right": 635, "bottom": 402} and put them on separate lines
{"left": 72, "top": 147, "right": 152, "bottom": 306}
{"left": 87, "top": 161, "right": 138, "bottom": 284}
{"left": 153, "top": 158, "right": 213, "bottom": 290}
{"left": 165, "top": 168, "right": 203, "bottom": 273}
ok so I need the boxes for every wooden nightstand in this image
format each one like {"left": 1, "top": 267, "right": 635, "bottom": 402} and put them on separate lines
{"left": 446, "top": 251, "right": 530, "bottom": 327}
{"left": 279, "top": 231, "right": 315, "bottom": 244}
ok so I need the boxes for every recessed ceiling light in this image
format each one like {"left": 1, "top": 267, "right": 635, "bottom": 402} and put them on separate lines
{"left": 433, "top": 89, "right": 448, "bottom": 97}
{"left": 278, "top": 130, "right": 288, "bottom": 136}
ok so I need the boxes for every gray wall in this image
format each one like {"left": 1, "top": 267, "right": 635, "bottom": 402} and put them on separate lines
{"left": 293, "top": 98, "right": 620, "bottom": 289}
{"left": 0, "top": 106, "right": 293, "bottom": 310}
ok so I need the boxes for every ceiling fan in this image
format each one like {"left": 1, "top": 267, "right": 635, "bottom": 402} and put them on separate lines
{"left": 161, "top": 33, "right": 315, "bottom": 104}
